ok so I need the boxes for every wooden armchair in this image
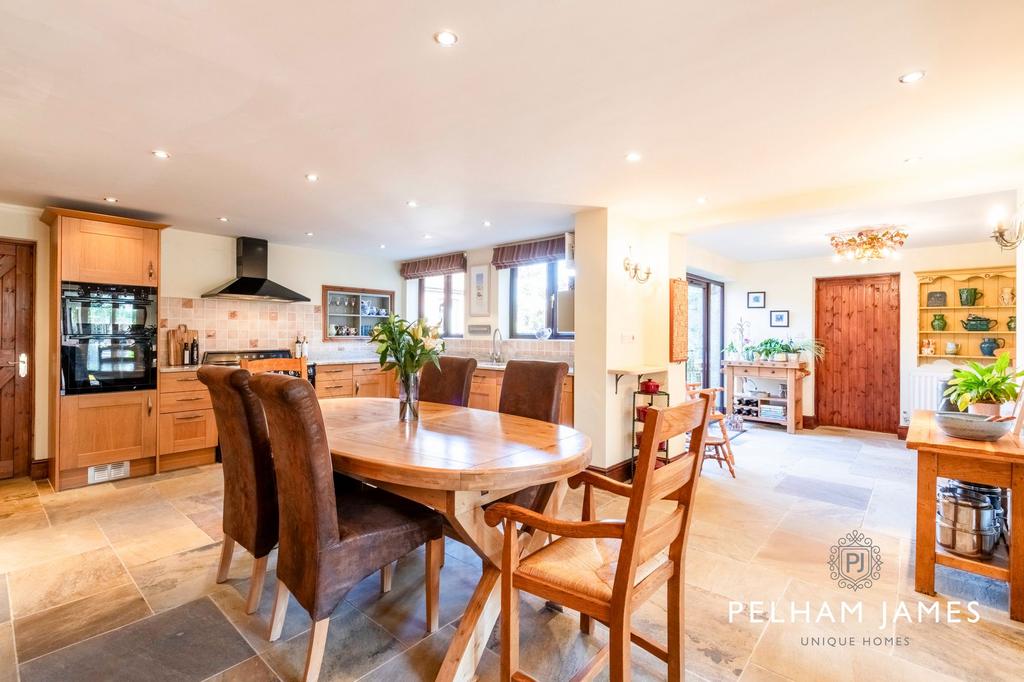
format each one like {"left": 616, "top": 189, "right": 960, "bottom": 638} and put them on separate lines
{"left": 485, "top": 390, "right": 714, "bottom": 682}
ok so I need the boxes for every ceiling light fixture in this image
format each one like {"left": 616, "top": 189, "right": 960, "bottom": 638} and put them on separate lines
{"left": 434, "top": 30, "right": 458, "bottom": 47}
{"left": 305, "top": 232, "right": 314, "bottom": 236}
{"left": 829, "top": 225, "right": 908, "bottom": 262}
{"left": 407, "top": 200, "right": 419, "bottom": 208}
{"left": 218, "top": 216, "right": 229, "bottom": 222}
{"left": 903, "top": 156, "right": 923, "bottom": 164}
{"left": 305, "top": 173, "right": 319, "bottom": 182}
{"left": 625, "top": 151, "right": 642, "bottom": 163}
{"left": 104, "top": 196, "right": 118, "bottom": 203}
{"left": 696, "top": 196, "right": 708, "bottom": 205}
{"left": 151, "top": 149, "right": 171, "bottom": 159}
{"left": 423, "top": 233, "right": 433, "bottom": 240}
{"left": 379, "top": 244, "right": 386, "bottom": 249}
{"left": 483, "top": 220, "right": 492, "bottom": 227}
{"left": 898, "top": 70, "right": 925, "bottom": 84}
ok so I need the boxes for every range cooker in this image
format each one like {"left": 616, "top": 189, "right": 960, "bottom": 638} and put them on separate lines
{"left": 201, "top": 349, "right": 316, "bottom": 386}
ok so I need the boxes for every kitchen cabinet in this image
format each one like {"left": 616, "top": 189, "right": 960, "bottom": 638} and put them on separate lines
{"left": 58, "top": 390, "right": 158, "bottom": 471}
{"left": 321, "top": 286, "right": 395, "bottom": 340}
{"left": 315, "top": 364, "right": 355, "bottom": 398}
{"left": 467, "top": 368, "right": 573, "bottom": 426}
{"left": 316, "top": 363, "right": 396, "bottom": 399}
{"left": 158, "top": 370, "right": 218, "bottom": 472}
{"left": 59, "top": 218, "right": 160, "bottom": 287}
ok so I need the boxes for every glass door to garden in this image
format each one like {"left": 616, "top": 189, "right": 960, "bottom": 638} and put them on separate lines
{"left": 687, "top": 274, "right": 725, "bottom": 407}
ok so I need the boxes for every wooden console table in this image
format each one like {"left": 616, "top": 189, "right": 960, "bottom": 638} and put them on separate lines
{"left": 906, "top": 411, "right": 1023, "bottom": 622}
{"left": 723, "top": 360, "right": 808, "bottom": 433}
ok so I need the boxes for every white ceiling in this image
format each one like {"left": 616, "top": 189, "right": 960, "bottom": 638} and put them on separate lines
{"left": 687, "top": 190, "right": 1018, "bottom": 262}
{"left": 1, "top": 1, "right": 1023, "bottom": 259}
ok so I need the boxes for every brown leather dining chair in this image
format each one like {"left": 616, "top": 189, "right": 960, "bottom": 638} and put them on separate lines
{"left": 485, "top": 391, "right": 715, "bottom": 682}
{"left": 419, "top": 355, "right": 478, "bottom": 406}
{"left": 251, "top": 373, "right": 445, "bottom": 682}
{"left": 198, "top": 365, "right": 278, "bottom": 615}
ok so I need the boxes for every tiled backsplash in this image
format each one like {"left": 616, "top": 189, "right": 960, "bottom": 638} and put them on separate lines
{"left": 158, "top": 297, "right": 574, "bottom": 365}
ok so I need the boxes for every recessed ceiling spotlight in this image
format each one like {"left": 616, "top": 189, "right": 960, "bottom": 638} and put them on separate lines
{"left": 305, "top": 232, "right": 314, "bottom": 236}
{"left": 379, "top": 243, "right": 386, "bottom": 249}
{"left": 898, "top": 70, "right": 925, "bottom": 84}
{"left": 151, "top": 149, "right": 171, "bottom": 159}
{"left": 483, "top": 220, "right": 492, "bottom": 227}
{"left": 104, "top": 196, "right": 118, "bottom": 203}
{"left": 625, "top": 151, "right": 642, "bottom": 163}
{"left": 407, "top": 200, "right": 419, "bottom": 208}
{"left": 218, "top": 216, "right": 229, "bottom": 222}
{"left": 305, "top": 173, "right": 319, "bottom": 182}
{"left": 423, "top": 233, "right": 433, "bottom": 239}
{"left": 903, "top": 156, "right": 923, "bottom": 164}
{"left": 696, "top": 196, "right": 708, "bottom": 205}
{"left": 434, "top": 30, "right": 458, "bottom": 47}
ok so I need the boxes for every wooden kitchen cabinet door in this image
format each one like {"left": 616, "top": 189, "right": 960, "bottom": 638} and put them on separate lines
{"left": 61, "top": 218, "right": 159, "bottom": 286}
{"left": 159, "top": 409, "right": 218, "bottom": 455}
{"left": 468, "top": 383, "right": 497, "bottom": 411}
{"left": 355, "top": 373, "right": 387, "bottom": 397}
{"left": 59, "top": 390, "right": 158, "bottom": 470}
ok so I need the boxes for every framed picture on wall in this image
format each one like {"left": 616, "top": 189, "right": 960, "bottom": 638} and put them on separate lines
{"left": 747, "top": 291, "right": 765, "bottom": 308}
{"left": 770, "top": 310, "right": 790, "bottom": 327}
{"left": 469, "top": 265, "right": 489, "bottom": 317}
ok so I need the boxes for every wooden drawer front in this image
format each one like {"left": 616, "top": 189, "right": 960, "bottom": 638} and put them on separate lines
{"left": 317, "top": 364, "right": 354, "bottom": 379}
{"left": 352, "top": 363, "right": 385, "bottom": 376}
{"left": 758, "top": 367, "right": 784, "bottom": 378}
{"left": 735, "top": 366, "right": 759, "bottom": 376}
{"left": 472, "top": 371, "right": 500, "bottom": 385}
{"left": 159, "top": 409, "right": 218, "bottom": 455}
{"left": 317, "top": 372, "right": 354, "bottom": 389}
{"left": 316, "top": 380, "right": 354, "bottom": 399}
{"left": 160, "top": 371, "right": 202, "bottom": 393}
{"left": 161, "top": 390, "right": 212, "bottom": 413}
{"left": 469, "top": 383, "right": 497, "bottom": 412}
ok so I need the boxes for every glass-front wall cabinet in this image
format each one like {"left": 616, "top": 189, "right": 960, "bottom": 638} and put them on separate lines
{"left": 321, "top": 285, "right": 395, "bottom": 340}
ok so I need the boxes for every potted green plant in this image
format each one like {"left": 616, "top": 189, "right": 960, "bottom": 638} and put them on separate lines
{"left": 370, "top": 315, "right": 445, "bottom": 421}
{"left": 943, "top": 352, "right": 1024, "bottom": 416}
{"left": 754, "top": 338, "right": 787, "bottom": 362}
{"left": 722, "top": 341, "right": 740, "bottom": 362}
{"left": 793, "top": 338, "right": 826, "bottom": 363}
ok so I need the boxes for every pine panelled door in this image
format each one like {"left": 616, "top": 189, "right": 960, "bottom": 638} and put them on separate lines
{"left": 0, "top": 240, "right": 34, "bottom": 478}
{"left": 814, "top": 273, "right": 900, "bottom": 433}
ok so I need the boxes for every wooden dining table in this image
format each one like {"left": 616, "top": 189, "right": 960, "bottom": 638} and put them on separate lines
{"left": 320, "top": 397, "right": 593, "bottom": 681}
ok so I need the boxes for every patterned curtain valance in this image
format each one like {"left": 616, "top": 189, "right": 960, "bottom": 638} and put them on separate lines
{"left": 399, "top": 252, "right": 467, "bottom": 280}
{"left": 491, "top": 234, "right": 567, "bottom": 270}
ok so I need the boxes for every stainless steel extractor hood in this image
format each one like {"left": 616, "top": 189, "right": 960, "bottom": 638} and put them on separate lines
{"left": 201, "top": 237, "right": 310, "bottom": 303}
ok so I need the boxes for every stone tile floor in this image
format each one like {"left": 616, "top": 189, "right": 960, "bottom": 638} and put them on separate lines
{"left": 2, "top": 424, "right": 1023, "bottom": 680}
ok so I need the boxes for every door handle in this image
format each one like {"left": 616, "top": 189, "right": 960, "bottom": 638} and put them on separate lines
{"left": 148, "top": 261, "right": 155, "bottom": 279}
{"left": 147, "top": 396, "right": 153, "bottom": 415}
{"left": 18, "top": 353, "right": 27, "bottom": 378}
{"left": 355, "top": 381, "right": 360, "bottom": 395}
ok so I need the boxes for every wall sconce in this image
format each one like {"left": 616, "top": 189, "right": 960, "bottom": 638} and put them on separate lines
{"left": 623, "top": 247, "right": 652, "bottom": 283}
{"left": 991, "top": 204, "right": 1024, "bottom": 250}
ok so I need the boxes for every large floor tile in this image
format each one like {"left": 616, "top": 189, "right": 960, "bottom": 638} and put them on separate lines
{"left": 40, "top": 482, "right": 158, "bottom": 526}
{"left": 19, "top": 597, "right": 255, "bottom": 682}
{"left": 358, "top": 624, "right": 499, "bottom": 681}
{"left": 773, "top": 474, "right": 873, "bottom": 511}
{"left": 130, "top": 541, "right": 251, "bottom": 612}
{"left": 261, "top": 602, "right": 406, "bottom": 682}
{"left": 0, "top": 518, "right": 107, "bottom": 574}
{"left": 0, "top": 575, "right": 9, "bottom": 624}
{"left": 0, "top": 623, "right": 15, "bottom": 682}
{"left": 8, "top": 545, "right": 131, "bottom": 618}
{"left": 14, "top": 583, "right": 151, "bottom": 662}
{"left": 209, "top": 580, "right": 312, "bottom": 654}
{"left": 205, "top": 655, "right": 280, "bottom": 682}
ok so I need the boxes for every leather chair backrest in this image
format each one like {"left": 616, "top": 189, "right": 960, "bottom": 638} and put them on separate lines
{"left": 198, "top": 365, "right": 278, "bottom": 557}
{"left": 498, "top": 360, "right": 568, "bottom": 423}
{"left": 419, "top": 356, "right": 478, "bottom": 407}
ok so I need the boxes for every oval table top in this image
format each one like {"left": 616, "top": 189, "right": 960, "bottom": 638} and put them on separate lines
{"left": 320, "top": 397, "right": 592, "bottom": 491}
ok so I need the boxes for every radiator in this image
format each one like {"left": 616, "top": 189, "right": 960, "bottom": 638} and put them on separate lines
{"left": 911, "top": 371, "right": 950, "bottom": 412}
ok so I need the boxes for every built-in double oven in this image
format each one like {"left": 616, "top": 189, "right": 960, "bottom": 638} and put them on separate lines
{"left": 60, "top": 282, "right": 158, "bottom": 394}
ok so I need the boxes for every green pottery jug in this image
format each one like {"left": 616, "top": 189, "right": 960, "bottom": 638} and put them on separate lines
{"left": 930, "top": 314, "right": 947, "bottom": 331}
{"left": 1009, "top": 316, "right": 1016, "bottom": 332}
{"left": 959, "top": 287, "right": 983, "bottom": 306}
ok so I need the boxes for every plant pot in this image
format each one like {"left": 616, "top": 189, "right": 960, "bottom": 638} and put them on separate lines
{"left": 772, "top": 353, "right": 787, "bottom": 362}
{"left": 786, "top": 352, "right": 800, "bottom": 362}
{"left": 724, "top": 352, "right": 740, "bottom": 362}
{"left": 967, "top": 402, "right": 1003, "bottom": 417}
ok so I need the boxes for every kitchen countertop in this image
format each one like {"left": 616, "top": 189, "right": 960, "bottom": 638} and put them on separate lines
{"left": 160, "top": 356, "right": 574, "bottom": 374}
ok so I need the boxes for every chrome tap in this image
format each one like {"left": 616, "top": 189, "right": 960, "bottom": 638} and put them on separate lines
{"left": 490, "top": 328, "right": 504, "bottom": 363}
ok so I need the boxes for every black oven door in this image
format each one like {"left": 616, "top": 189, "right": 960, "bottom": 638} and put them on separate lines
{"left": 61, "top": 283, "right": 156, "bottom": 337}
{"left": 60, "top": 335, "right": 157, "bottom": 394}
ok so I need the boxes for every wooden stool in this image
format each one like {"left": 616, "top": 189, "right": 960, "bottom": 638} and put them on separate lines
{"left": 687, "top": 383, "right": 736, "bottom": 478}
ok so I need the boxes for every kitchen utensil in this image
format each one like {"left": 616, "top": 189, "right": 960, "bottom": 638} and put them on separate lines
{"left": 936, "top": 486, "right": 1001, "bottom": 559}
{"left": 167, "top": 324, "right": 199, "bottom": 366}
{"left": 934, "top": 411, "right": 1012, "bottom": 441}
{"left": 959, "top": 287, "right": 983, "bottom": 306}
{"left": 636, "top": 405, "right": 650, "bottom": 422}
{"left": 979, "top": 336, "right": 1005, "bottom": 356}
{"left": 534, "top": 327, "right": 552, "bottom": 340}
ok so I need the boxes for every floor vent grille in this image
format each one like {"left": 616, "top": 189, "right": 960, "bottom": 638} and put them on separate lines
{"left": 87, "top": 461, "right": 130, "bottom": 485}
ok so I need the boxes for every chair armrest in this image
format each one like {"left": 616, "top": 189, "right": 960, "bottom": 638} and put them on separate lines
{"left": 568, "top": 470, "right": 633, "bottom": 498}
{"left": 483, "top": 503, "right": 624, "bottom": 539}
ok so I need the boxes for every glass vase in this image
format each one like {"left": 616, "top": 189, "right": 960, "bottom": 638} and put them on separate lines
{"left": 399, "top": 373, "right": 420, "bottom": 422}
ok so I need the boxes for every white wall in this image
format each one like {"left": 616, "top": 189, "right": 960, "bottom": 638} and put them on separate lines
{"left": 0, "top": 204, "right": 49, "bottom": 462}
{"left": 715, "top": 240, "right": 1014, "bottom": 423}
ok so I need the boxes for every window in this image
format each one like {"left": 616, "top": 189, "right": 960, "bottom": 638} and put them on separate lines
{"left": 417, "top": 273, "right": 464, "bottom": 337}
{"left": 510, "top": 260, "right": 574, "bottom": 339}
{"left": 687, "top": 274, "right": 724, "bottom": 408}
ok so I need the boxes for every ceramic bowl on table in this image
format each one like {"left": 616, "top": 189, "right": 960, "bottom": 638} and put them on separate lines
{"left": 934, "top": 411, "right": 1012, "bottom": 442}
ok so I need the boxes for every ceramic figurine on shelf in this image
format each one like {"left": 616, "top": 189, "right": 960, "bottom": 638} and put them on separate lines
{"left": 921, "top": 339, "right": 936, "bottom": 356}
{"left": 931, "top": 313, "right": 947, "bottom": 330}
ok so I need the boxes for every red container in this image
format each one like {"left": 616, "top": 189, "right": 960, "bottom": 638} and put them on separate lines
{"left": 635, "top": 432, "right": 668, "bottom": 451}
{"left": 636, "top": 405, "right": 650, "bottom": 422}
{"left": 639, "top": 379, "right": 660, "bottom": 394}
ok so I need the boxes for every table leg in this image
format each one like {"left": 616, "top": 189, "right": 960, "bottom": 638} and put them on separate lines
{"left": 915, "top": 450, "right": 937, "bottom": 596}
{"left": 1010, "top": 464, "right": 1024, "bottom": 621}
{"left": 436, "top": 482, "right": 565, "bottom": 682}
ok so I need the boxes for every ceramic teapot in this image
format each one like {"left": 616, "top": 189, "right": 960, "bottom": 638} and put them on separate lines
{"left": 961, "top": 314, "right": 997, "bottom": 331}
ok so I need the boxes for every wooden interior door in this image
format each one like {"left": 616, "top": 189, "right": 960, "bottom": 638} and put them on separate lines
{"left": 0, "top": 240, "right": 34, "bottom": 478}
{"left": 815, "top": 274, "right": 900, "bottom": 433}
